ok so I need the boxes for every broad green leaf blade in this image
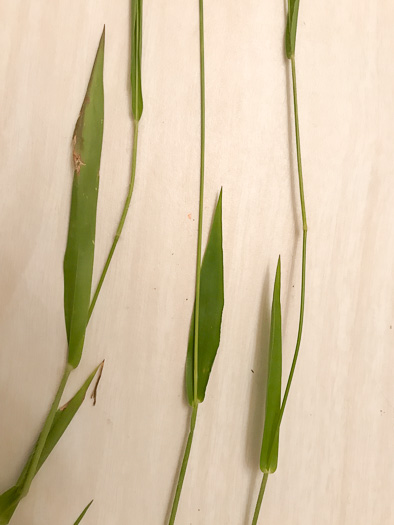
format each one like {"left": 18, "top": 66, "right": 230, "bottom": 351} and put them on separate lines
{"left": 64, "top": 28, "right": 105, "bottom": 368}
{"left": 73, "top": 500, "right": 93, "bottom": 524}
{"left": 260, "top": 257, "right": 282, "bottom": 473}
{"left": 131, "top": 0, "right": 143, "bottom": 120}
{"left": 0, "top": 365, "right": 101, "bottom": 524}
{"left": 286, "top": 0, "right": 300, "bottom": 58}
{"left": 186, "top": 189, "right": 224, "bottom": 404}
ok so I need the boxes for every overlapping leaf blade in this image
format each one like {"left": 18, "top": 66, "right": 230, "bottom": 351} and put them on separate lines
{"left": 186, "top": 189, "right": 224, "bottom": 404}
{"left": 260, "top": 257, "right": 282, "bottom": 473}
{"left": 0, "top": 365, "right": 101, "bottom": 524}
{"left": 286, "top": 0, "right": 300, "bottom": 58}
{"left": 73, "top": 500, "right": 93, "bottom": 524}
{"left": 131, "top": 0, "right": 143, "bottom": 120}
{"left": 64, "top": 28, "right": 105, "bottom": 368}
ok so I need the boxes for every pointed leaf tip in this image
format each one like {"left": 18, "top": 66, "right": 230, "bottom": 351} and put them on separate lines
{"left": 73, "top": 500, "right": 93, "bottom": 524}
{"left": 260, "top": 256, "right": 282, "bottom": 473}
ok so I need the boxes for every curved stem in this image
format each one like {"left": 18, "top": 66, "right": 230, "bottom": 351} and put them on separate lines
{"left": 250, "top": 55, "right": 307, "bottom": 525}
{"left": 88, "top": 119, "right": 140, "bottom": 320}
{"left": 168, "top": 405, "right": 198, "bottom": 525}
{"left": 193, "top": 0, "right": 205, "bottom": 404}
{"left": 278, "top": 54, "right": 307, "bottom": 432}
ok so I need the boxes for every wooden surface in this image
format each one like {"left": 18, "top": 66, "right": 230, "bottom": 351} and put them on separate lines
{"left": 1, "top": 1, "right": 393, "bottom": 524}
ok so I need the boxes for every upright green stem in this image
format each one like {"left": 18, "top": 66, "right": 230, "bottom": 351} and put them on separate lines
{"left": 168, "top": 405, "right": 198, "bottom": 525}
{"left": 193, "top": 0, "right": 205, "bottom": 404}
{"left": 251, "top": 473, "right": 268, "bottom": 525}
{"left": 251, "top": 55, "right": 307, "bottom": 525}
{"left": 167, "top": 3, "right": 205, "bottom": 523}
{"left": 19, "top": 364, "right": 72, "bottom": 497}
{"left": 88, "top": 119, "right": 140, "bottom": 320}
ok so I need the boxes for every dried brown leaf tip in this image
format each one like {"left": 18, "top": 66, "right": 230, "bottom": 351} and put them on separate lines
{"left": 91, "top": 359, "right": 105, "bottom": 406}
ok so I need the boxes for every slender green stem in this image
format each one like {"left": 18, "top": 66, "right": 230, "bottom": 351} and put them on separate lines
{"left": 168, "top": 405, "right": 198, "bottom": 525}
{"left": 251, "top": 55, "right": 307, "bottom": 525}
{"left": 167, "top": 5, "right": 205, "bottom": 522}
{"left": 88, "top": 119, "right": 140, "bottom": 320}
{"left": 193, "top": 0, "right": 205, "bottom": 404}
{"left": 251, "top": 473, "right": 269, "bottom": 525}
{"left": 18, "top": 364, "right": 72, "bottom": 497}
{"left": 278, "top": 54, "right": 307, "bottom": 433}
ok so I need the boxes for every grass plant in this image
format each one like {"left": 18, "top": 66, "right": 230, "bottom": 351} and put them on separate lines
{"left": 251, "top": 1, "right": 308, "bottom": 522}
{"left": 167, "top": 1, "right": 224, "bottom": 523}
{"left": 0, "top": 5, "right": 144, "bottom": 519}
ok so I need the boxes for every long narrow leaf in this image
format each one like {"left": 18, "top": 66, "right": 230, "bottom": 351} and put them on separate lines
{"left": 131, "top": 0, "right": 143, "bottom": 120}
{"left": 73, "top": 500, "right": 93, "bottom": 525}
{"left": 185, "top": 189, "right": 224, "bottom": 404}
{"left": 0, "top": 365, "right": 101, "bottom": 524}
{"left": 260, "top": 257, "right": 282, "bottom": 473}
{"left": 286, "top": 0, "right": 300, "bottom": 58}
{"left": 64, "top": 28, "right": 105, "bottom": 368}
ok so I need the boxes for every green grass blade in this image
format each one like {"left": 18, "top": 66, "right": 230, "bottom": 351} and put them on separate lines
{"left": 286, "top": 0, "right": 300, "bottom": 58}
{"left": 73, "top": 500, "right": 93, "bottom": 524}
{"left": 0, "top": 365, "right": 101, "bottom": 524}
{"left": 64, "top": 28, "right": 105, "bottom": 369}
{"left": 131, "top": 0, "right": 143, "bottom": 120}
{"left": 185, "top": 189, "right": 224, "bottom": 404}
{"left": 260, "top": 257, "right": 282, "bottom": 474}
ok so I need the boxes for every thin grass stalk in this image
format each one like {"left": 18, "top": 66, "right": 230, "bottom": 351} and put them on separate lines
{"left": 251, "top": 473, "right": 268, "bottom": 525}
{"left": 168, "top": 1, "right": 205, "bottom": 523}
{"left": 251, "top": 13, "right": 308, "bottom": 525}
{"left": 89, "top": 0, "right": 143, "bottom": 318}
{"left": 168, "top": 405, "right": 198, "bottom": 524}
{"left": 193, "top": 0, "right": 205, "bottom": 405}
{"left": 88, "top": 120, "right": 140, "bottom": 320}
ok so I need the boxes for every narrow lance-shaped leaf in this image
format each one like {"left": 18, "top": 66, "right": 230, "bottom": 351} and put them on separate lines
{"left": 0, "top": 365, "right": 102, "bottom": 524}
{"left": 73, "top": 500, "right": 93, "bottom": 525}
{"left": 186, "top": 189, "right": 224, "bottom": 404}
{"left": 286, "top": 0, "right": 300, "bottom": 59}
{"left": 131, "top": 0, "right": 143, "bottom": 120}
{"left": 64, "top": 27, "right": 105, "bottom": 369}
{"left": 260, "top": 257, "right": 282, "bottom": 473}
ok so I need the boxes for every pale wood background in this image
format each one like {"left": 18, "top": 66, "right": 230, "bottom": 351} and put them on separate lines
{"left": 0, "top": 1, "right": 393, "bottom": 524}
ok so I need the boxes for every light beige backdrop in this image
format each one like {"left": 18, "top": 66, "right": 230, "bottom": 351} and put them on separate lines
{"left": 0, "top": 1, "right": 393, "bottom": 524}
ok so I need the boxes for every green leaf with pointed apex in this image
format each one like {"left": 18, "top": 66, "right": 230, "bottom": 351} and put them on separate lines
{"left": 286, "top": 0, "right": 300, "bottom": 59}
{"left": 73, "top": 500, "right": 93, "bottom": 524}
{"left": 131, "top": 0, "right": 143, "bottom": 120}
{"left": 0, "top": 365, "right": 101, "bottom": 524}
{"left": 64, "top": 28, "right": 105, "bottom": 369}
{"left": 186, "top": 189, "right": 224, "bottom": 405}
{"left": 260, "top": 257, "right": 282, "bottom": 473}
